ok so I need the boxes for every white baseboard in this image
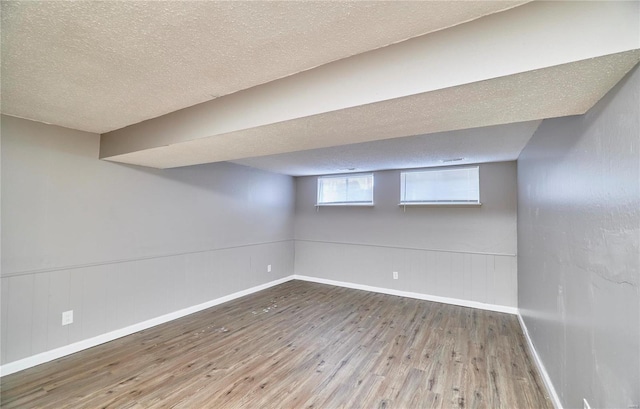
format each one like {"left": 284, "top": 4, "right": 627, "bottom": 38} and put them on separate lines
{"left": 0, "top": 275, "right": 295, "bottom": 377}
{"left": 0, "top": 274, "right": 521, "bottom": 377}
{"left": 517, "top": 313, "right": 563, "bottom": 409}
{"left": 293, "top": 275, "right": 519, "bottom": 315}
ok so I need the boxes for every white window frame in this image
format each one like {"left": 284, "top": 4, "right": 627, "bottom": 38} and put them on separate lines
{"left": 316, "top": 173, "right": 374, "bottom": 206}
{"left": 399, "top": 166, "right": 481, "bottom": 206}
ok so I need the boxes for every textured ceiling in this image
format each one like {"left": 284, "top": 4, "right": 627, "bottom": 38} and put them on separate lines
{"left": 0, "top": 1, "right": 526, "bottom": 133}
{"left": 97, "top": 0, "right": 640, "bottom": 172}
{"left": 4, "top": 1, "right": 638, "bottom": 176}
{"left": 231, "top": 121, "right": 542, "bottom": 176}
{"left": 102, "top": 51, "right": 640, "bottom": 170}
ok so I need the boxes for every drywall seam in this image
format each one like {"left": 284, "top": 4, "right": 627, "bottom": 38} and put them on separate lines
{"left": 2, "top": 239, "right": 295, "bottom": 278}
{"left": 517, "top": 313, "right": 563, "bottom": 409}
{"left": 0, "top": 275, "right": 296, "bottom": 377}
{"left": 293, "top": 275, "right": 518, "bottom": 315}
{"left": 294, "top": 239, "right": 517, "bottom": 257}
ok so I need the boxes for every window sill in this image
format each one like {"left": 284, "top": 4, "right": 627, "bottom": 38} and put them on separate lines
{"left": 398, "top": 202, "right": 482, "bottom": 207}
{"left": 316, "top": 203, "right": 375, "bottom": 207}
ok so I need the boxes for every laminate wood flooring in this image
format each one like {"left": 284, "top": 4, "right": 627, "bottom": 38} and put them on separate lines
{"left": 1, "top": 280, "right": 552, "bottom": 408}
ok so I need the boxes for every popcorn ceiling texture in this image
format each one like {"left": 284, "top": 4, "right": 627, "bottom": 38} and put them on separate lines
{"left": 0, "top": 1, "right": 526, "bottom": 133}
{"left": 103, "top": 51, "right": 640, "bottom": 171}
{"left": 231, "top": 121, "right": 542, "bottom": 177}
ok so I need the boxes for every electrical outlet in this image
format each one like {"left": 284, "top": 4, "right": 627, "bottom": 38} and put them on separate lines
{"left": 393, "top": 271, "right": 398, "bottom": 280}
{"left": 583, "top": 399, "right": 592, "bottom": 409}
{"left": 267, "top": 264, "right": 272, "bottom": 273}
{"left": 62, "top": 310, "right": 74, "bottom": 326}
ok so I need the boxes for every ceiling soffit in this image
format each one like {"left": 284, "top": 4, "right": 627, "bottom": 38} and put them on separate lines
{"left": 99, "top": 1, "right": 640, "bottom": 170}
{"left": 0, "top": 1, "right": 528, "bottom": 133}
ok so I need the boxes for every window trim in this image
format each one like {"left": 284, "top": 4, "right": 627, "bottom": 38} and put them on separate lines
{"left": 316, "top": 173, "right": 375, "bottom": 207}
{"left": 399, "top": 166, "right": 481, "bottom": 206}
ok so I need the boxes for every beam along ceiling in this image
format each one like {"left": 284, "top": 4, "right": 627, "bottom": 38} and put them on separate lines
{"left": 2, "top": 1, "right": 640, "bottom": 175}
{"left": 1, "top": 0, "right": 527, "bottom": 133}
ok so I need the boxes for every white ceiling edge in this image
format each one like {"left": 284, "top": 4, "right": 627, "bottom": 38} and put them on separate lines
{"left": 1, "top": 1, "right": 528, "bottom": 134}
{"left": 231, "top": 121, "right": 542, "bottom": 177}
{"left": 102, "top": 51, "right": 640, "bottom": 170}
{"left": 100, "top": 0, "right": 640, "bottom": 160}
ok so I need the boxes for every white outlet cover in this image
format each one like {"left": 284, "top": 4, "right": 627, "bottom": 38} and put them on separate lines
{"left": 62, "top": 310, "right": 74, "bottom": 326}
{"left": 267, "top": 264, "right": 272, "bottom": 273}
{"left": 393, "top": 271, "right": 398, "bottom": 279}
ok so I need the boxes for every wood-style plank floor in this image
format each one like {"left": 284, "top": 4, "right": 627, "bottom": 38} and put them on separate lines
{"left": 1, "top": 280, "right": 552, "bottom": 408}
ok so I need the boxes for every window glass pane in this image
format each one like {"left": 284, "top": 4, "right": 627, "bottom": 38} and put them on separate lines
{"left": 346, "top": 175, "right": 373, "bottom": 202}
{"left": 319, "top": 177, "right": 347, "bottom": 204}
{"left": 400, "top": 167, "right": 479, "bottom": 204}
{"left": 317, "top": 174, "right": 374, "bottom": 205}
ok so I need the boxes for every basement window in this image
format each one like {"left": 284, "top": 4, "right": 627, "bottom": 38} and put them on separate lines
{"left": 400, "top": 166, "right": 480, "bottom": 206}
{"left": 317, "top": 173, "right": 374, "bottom": 206}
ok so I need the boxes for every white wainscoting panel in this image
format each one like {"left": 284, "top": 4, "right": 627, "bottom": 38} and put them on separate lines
{"left": 0, "top": 240, "right": 294, "bottom": 374}
{"left": 294, "top": 240, "right": 517, "bottom": 310}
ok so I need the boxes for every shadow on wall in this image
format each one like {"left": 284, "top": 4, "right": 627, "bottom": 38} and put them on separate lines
{"left": 107, "top": 160, "right": 287, "bottom": 203}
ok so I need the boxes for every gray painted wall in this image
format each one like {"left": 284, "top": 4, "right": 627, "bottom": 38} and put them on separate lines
{"left": 1, "top": 115, "right": 295, "bottom": 365}
{"left": 294, "top": 162, "right": 518, "bottom": 307}
{"left": 518, "top": 65, "right": 639, "bottom": 409}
